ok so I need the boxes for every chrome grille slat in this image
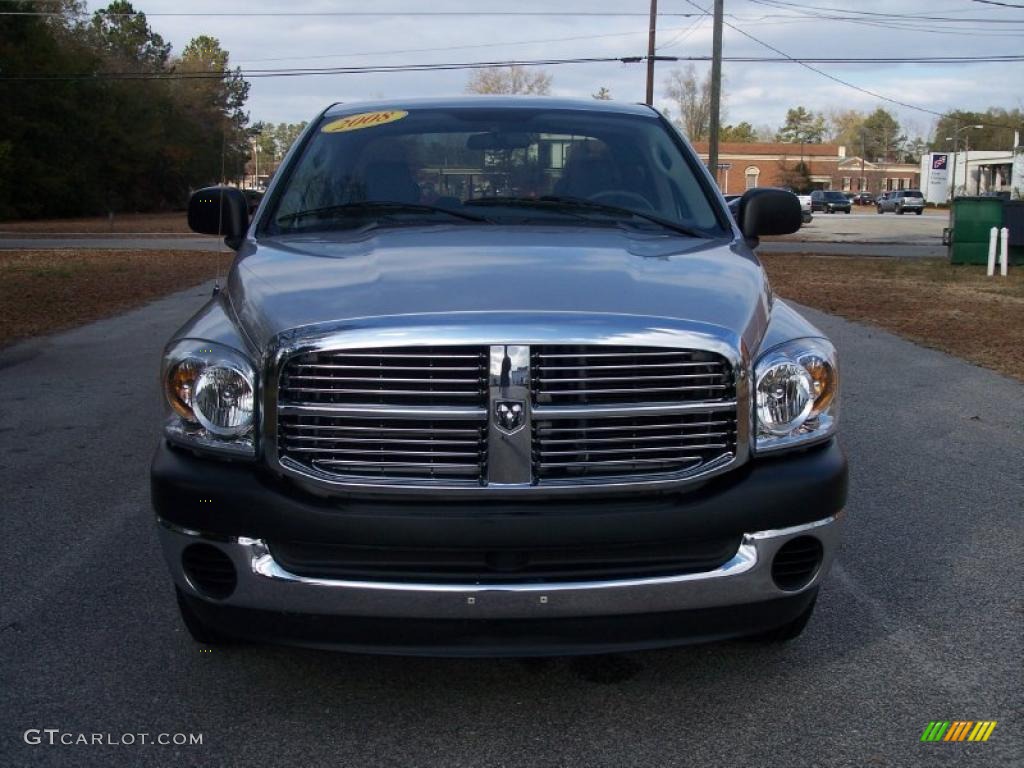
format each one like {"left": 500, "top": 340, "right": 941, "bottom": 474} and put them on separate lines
{"left": 538, "top": 457, "right": 706, "bottom": 469}
{"left": 287, "top": 375, "right": 485, "bottom": 384}
{"left": 536, "top": 373, "right": 727, "bottom": 384}
{"left": 536, "top": 351, "right": 701, "bottom": 359}
{"left": 537, "top": 419, "right": 730, "bottom": 434}
{"left": 538, "top": 361, "right": 725, "bottom": 371}
{"left": 282, "top": 424, "right": 482, "bottom": 436}
{"left": 290, "top": 370, "right": 477, "bottom": 376}
{"left": 287, "top": 436, "right": 482, "bottom": 446}
{"left": 539, "top": 432, "right": 730, "bottom": 445}
{"left": 292, "top": 447, "right": 480, "bottom": 458}
{"left": 283, "top": 387, "right": 485, "bottom": 397}
{"left": 538, "top": 444, "right": 728, "bottom": 456}
{"left": 538, "top": 385, "right": 730, "bottom": 396}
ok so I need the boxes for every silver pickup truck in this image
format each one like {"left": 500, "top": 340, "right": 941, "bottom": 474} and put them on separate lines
{"left": 154, "top": 97, "right": 847, "bottom": 655}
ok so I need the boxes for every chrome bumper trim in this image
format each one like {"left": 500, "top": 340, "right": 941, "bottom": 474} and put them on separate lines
{"left": 158, "top": 514, "right": 840, "bottom": 620}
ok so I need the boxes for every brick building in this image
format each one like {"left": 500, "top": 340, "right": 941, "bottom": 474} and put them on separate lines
{"left": 691, "top": 141, "right": 921, "bottom": 196}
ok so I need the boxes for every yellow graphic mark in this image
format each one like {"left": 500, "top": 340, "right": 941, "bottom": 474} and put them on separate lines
{"left": 321, "top": 110, "right": 409, "bottom": 133}
{"left": 968, "top": 722, "right": 998, "bottom": 742}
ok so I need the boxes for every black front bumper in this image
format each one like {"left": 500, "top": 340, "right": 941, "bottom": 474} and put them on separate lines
{"left": 152, "top": 439, "right": 847, "bottom": 550}
{"left": 181, "top": 588, "right": 819, "bottom": 657}
{"left": 154, "top": 440, "right": 845, "bottom": 654}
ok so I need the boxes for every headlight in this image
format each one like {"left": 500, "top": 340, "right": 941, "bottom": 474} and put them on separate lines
{"left": 754, "top": 338, "right": 838, "bottom": 453}
{"left": 162, "top": 340, "right": 257, "bottom": 458}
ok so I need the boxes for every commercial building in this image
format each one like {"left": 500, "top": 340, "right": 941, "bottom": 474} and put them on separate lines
{"left": 920, "top": 148, "right": 1022, "bottom": 204}
{"left": 691, "top": 141, "right": 921, "bottom": 195}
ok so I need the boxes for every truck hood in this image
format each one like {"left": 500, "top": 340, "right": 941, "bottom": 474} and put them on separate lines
{"left": 226, "top": 226, "right": 770, "bottom": 351}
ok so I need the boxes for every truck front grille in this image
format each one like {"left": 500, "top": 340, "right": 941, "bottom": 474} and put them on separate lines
{"left": 273, "top": 341, "right": 739, "bottom": 491}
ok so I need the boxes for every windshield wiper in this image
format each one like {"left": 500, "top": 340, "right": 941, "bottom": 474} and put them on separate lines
{"left": 464, "top": 195, "right": 705, "bottom": 237}
{"left": 277, "top": 201, "right": 492, "bottom": 226}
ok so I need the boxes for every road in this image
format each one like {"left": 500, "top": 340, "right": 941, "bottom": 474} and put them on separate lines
{"left": 1, "top": 283, "right": 1020, "bottom": 767}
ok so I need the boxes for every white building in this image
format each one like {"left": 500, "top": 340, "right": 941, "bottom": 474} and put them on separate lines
{"left": 921, "top": 146, "right": 1022, "bottom": 203}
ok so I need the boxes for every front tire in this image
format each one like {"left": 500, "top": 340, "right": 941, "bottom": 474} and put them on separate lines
{"left": 915, "top": 209, "right": 923, "bottom": 215}
{"left": 175, "top": 587, "right": 235, "bottom": 646}
{"left": 876, "top": 206, "right": 883, "bottom": 214}
{"left": 844, "top": 209, "right": 850, "bottom": 214}
{"left": 896, "top": 207, "right": 904, "bottom": 215}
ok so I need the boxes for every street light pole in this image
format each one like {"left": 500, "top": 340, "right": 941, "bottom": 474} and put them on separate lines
{"left": 945, "top": 123, "right": 983, "bottom": 227}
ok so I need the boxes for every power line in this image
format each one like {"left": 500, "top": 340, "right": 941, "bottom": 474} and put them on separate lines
{"left": 3, "top": 53, "right": 1022, "bottom": 82}
{"left": 966, "top": 0, "right": 1024, "bottom": 8}
{"left": 682, "top": 0, "right": 948, "bottom": 118}
{"left": 747, "top": 0, "right": 1024, "bottom": 21}
{"left": 237, "top": 26, "right": 696, "bottom": 65}
{"left": 0, "top": 9, "right": 702, "bottom": 17}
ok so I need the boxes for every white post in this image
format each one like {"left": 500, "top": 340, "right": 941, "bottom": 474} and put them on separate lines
{"left": 1000, "top": 227, "right": 1009, "bottom": 277}
{"left": 987, "top": 227, "right": 998, "bottom": 276}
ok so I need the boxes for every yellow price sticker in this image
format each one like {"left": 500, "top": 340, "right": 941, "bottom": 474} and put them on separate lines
{"left": 321, "top": 110, "right": 409, "bottom": 133}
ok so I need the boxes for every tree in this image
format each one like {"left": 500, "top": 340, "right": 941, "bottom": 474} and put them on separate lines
{"left": 777, "top": 159, "right": 812, "bottom": 193}
{"left": 934, "top": 108, "right": 1024, "bottom": 152}
{"left": 861, "top": 108, "right": 904, "bottom": 162}
{"left": 719, "top": 122, "right": 758, "bottom": 142}
{"left": 465, "top": 66, "right": 552, "bottom": 95}
{"left": 826, "top": 109, "right": 865, "bottom": 150}
{"left": 776, "top": 107, "right": 826, "bottom": 144}
{"left": 664, "top": 65, "right": 714, "bottom": 141}
{"left": 89, "top": 1, "right": 170, "bottom": 71}
{"left": 592, "top": 87, "right": 612, "bottom": 100}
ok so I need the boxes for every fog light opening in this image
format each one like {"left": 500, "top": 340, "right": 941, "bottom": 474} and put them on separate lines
{"left": 182, "top": 543, "right": 237, "bottom": 600}
{"left": 771, "top": 536, "right": 823, "bottom": 592}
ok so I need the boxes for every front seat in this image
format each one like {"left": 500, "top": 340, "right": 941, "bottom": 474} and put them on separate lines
{"left": 554, "top": 144, "right": 619, "bottom": 199}
{"left": 363, "top": 161, "right": 421, "bottom": 204}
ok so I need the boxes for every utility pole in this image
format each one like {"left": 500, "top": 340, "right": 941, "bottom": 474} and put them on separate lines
{"left": 645, "top": 0, "right": 658, "bottom": 105}
{"left": 708, "top": 0, "right": 724, "bottom": 177}
{"left": 860, "top": 131, "right": 866, "bottom": 194}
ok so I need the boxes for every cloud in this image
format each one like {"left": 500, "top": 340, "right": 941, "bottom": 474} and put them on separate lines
{"left": 130, "top": 0, "right": 1023, "bottom": 136}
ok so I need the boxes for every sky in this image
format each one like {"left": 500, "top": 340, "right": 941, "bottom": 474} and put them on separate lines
{"left": 93, "top": 0, "right": 1024, "bottom": 140}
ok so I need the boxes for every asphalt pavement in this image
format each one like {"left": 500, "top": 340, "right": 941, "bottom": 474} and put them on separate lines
{"left": 1, "top": 282, "right": 1021, "bottom": 767}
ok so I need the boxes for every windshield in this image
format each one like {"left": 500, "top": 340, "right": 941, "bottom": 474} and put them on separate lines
{"left": 824, "top": 192, "right": 848, "bottom": 201}
{"left": 264, "top": 107, "right": 726, "bottom": 237}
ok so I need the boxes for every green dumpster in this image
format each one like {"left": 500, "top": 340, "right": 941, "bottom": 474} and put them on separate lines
{"left": 949, "top": 197, "right": 1004, "bottom": 265}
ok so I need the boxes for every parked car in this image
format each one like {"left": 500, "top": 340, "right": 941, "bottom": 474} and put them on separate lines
{"left": 242, "top": 189, "right": 264, "bottom": 216}
{"left": 777, "top": 188, "right": 813, "bottom": 224}
{"left": 877, "top": 189, "right": 924, "bottom": 215}
{"left": 159, "top": 97, "right": 846, "bottom": 655}
{"left": 810, "top": 190, "right": 852, "bottom": 214}
{"left": 851, "top": 192, "right": 875, "bottom": 206}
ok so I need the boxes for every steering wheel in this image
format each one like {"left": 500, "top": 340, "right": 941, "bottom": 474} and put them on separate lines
{"left": 587, "top": 190, "right": 656, "bottom": 213}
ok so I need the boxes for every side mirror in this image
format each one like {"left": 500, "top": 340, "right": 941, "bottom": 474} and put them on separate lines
{"left": 188, "top": 186, "right": 249, "bottom": 249}
{"left": 737, "top": 188, "right": 802, "bottom": 244}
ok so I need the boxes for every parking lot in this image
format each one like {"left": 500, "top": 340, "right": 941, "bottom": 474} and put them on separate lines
{"left": 1, "top": 282, "right": 1020, "bottom": 767}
